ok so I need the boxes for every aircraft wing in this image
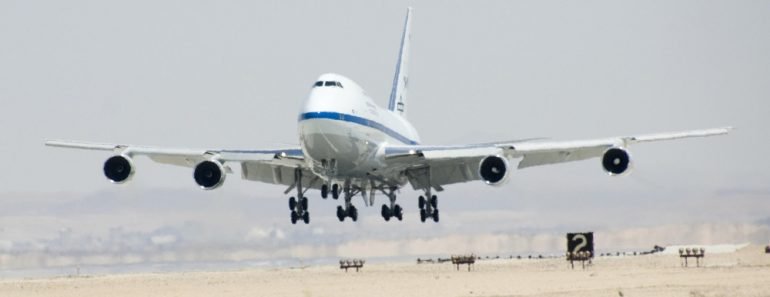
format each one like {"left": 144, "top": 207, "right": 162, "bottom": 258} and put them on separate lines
{"left": 44, "top": 140, "right": 320, "bottom": 188}
{"left": 384, "top": 127, "right": 732, "bottom": 190}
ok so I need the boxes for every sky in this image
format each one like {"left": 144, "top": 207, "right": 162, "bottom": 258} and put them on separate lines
{"left": 1, "top": 0, "right": 769, "bottom": 273}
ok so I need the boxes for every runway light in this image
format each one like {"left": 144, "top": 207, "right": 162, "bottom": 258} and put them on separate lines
{"left": 339, "top": 258, "right": 365, "bottom": 272}
{"left": 450, "top": 254, "right": 476, "bottom": 271}
{"left": 678, "top": 247, "right": 706, "bottom": 267}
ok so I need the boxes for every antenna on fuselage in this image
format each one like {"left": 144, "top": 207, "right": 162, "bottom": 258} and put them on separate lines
{"left": 387, "top": 7, "right": 412, "bottom": 118}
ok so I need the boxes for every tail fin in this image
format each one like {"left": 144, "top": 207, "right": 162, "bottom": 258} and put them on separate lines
{"left": 387, "top": 7, "right": 412, "bottom": 118}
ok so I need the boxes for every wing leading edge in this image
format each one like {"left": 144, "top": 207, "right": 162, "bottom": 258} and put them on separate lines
{"left": 44, "top": 140, "right": 315, "bottom": 188}
{"left": 384, "top": 127, "right": 731, "bottom": 190}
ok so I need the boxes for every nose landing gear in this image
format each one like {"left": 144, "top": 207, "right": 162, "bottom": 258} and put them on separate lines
{"left": 319, "top": 159, "right": 340, "bottom": 200}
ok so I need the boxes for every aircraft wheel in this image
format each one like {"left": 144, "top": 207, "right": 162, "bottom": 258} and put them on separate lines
{"left": 289, "top": 197, "right": 297, "bottom": 210}
{"left": 321, "top": 185, "right": 329, "bottom": 199}
{"left": 301, "top": 197, "right": 308, "bottom": 210}
{"left": 394, "top": 204, "right": 403, "bottom": 221}
{"left": 332, "top": 184, "right": 340, "bottom": 199}
{"left": 336, "top": 206, "right": 345, "bottom": 222}
{"left": 420, "top": 209, "right": 427, "bottom": 223}
{"left": 432, "top": 209, "right": 440, "bottom": 223}
{"left": 302, "top": 211, "right": 310, "bottom": 224}
{"left": 350, "top": 206, "right": 358, "bottom": 222}
{"left": 291, "top": 211, "right": 298, "bottom": 224}
{"left": 381, "top": 204, "right": 391, "bottom": 221}
{"left": 418, "top": 196, "right": 426, "bottom": 209}
{"left": 430, "top": 195, "right": 438, "bottom": 208}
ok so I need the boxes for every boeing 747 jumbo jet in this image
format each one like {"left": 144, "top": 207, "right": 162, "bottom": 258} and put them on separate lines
{"left": 47, "top": 8, "right": 730, "bottom": 224}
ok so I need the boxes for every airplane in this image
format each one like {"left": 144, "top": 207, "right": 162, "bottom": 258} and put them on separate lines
{"left": 46, "top": 8, "right": 730, "bottom": 224}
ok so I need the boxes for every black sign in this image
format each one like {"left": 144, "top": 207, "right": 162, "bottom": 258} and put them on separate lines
{"left": 566, "top": 232, "right": 594, "bottom": 257}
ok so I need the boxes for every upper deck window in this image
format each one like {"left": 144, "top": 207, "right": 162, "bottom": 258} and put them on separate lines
{"left": 313, "top": 81, "right": 323, "bottom": 87}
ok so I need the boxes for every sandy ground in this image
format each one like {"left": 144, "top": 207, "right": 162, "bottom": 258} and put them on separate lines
{"left": 1, "top": 246, "right": 769, "bottom": 297}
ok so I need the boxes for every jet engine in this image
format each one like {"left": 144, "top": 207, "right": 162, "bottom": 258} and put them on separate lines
{"left": 194, "top": 160, "right": 226, "bottom": 190}
{"left": 103, "top": 155, "right": 135, "bottom": 183}
{"left": 602, "top": 147, "right": 632, "bottom": 175}
{"left": 479, "top": 155, "right": 509, "bottom": 186}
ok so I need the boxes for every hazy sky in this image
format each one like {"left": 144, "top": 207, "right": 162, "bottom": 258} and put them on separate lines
{"left": 1, "top": 0, "right": 769, "bottom": 271}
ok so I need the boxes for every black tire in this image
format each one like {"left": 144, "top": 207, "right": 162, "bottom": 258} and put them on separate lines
{"left": 332, "top": 184, "right": 340, "bottom": 199}
{"left": 301, "top": 197, "right": 308, "bottom": 210}
{"left": 302, "top": 211, "right": 310, "bottom": 224}
{"left": 291, "top": 211, "right": 298, "bottom": 224}
{"left": 381, "top": 204, "right": 390, "bottom": 220}
{"left": 350, "top": 206, "right": 358, "bottom": 222}
{"left": 321, "top": 185, "right": 329, "bottom": 199}
{"left": 394, "top": 204, "right": 403, "bottom": 221}
{"left": 336, "top": 206, "right": 345, "bottom": 222}
{"left": 432, "top": 209, "right": 440, "bottom": 223}
{"left": 420, "top": 209, "right": 427, "bottom": 222}
{"left": 418, "top": 196, "right": 426, "bottom": 209}
{"left": 430, "top": 195, "right": 438, "bottom": 208}
{"left": 289, "top": 197, "right": 297, "bottom": 210}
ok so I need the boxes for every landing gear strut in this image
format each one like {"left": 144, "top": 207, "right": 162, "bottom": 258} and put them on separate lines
{"left": 381, "top": 187, "right": 403, "bottom": 221}
{"left": 288, "top": 169, "right": 310, "bottom": 224}
{"left": 336, "top": 185, "right": 358, "bottom": 222}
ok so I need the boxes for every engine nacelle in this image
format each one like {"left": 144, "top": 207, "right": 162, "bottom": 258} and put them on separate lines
{"left": 103, "top": 155, "right": 135, "bottom": 184}
{"left": 602, "top": 147, "right": 632, "bottom": 176}
{"left": 194, "top": 160, "right": 226, "bottom": 190}
{"left": 479, "top": 155, "right": 509, "bottom": 186}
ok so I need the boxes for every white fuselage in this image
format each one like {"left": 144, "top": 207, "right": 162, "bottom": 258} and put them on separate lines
{"left": 298, "top": 74, "right": 419, "bottom": 184}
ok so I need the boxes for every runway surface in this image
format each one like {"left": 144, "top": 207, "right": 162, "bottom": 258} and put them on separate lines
{"left": 1, "top": 245, "right": 768, "bottom": 297}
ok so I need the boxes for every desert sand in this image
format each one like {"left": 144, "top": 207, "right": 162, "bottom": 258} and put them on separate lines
{"left": 1, "top": 245, "right": 769, "bottom": 297}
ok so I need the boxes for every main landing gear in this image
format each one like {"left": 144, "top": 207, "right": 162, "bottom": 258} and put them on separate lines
{"left": 381, "top": 187, "right": 403, "bottom": 221}
{"left": 336, "top": 186, "right": 359, "bottom": 222}
{"left": 288, "top": 169, "right": 310, "bottom": 224}
{"left": 289, "top": 196, "right": 309, "bottom": 224}
{"left": 418, "top": 189, "right": 439, "bottom": 223}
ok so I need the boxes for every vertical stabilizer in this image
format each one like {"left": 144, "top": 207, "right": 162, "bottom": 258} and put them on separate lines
{"left": 388, "top": 7, "right": 412, "bottom": 118}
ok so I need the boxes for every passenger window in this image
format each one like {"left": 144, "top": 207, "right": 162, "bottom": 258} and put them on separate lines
{"left": 325, "top": 81, "right": 336, "bottom": 87}
{"left": 314, "top": 81, "right": 323, "bottom": 87}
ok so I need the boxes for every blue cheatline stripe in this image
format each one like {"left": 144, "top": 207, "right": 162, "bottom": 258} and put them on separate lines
{"left": 299, "top": 112, "right": 419, "bottom": 145}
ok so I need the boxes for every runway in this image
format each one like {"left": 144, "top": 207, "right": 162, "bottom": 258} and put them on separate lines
{"left": 1, "top": 245, "right": 768, "bottom": 297}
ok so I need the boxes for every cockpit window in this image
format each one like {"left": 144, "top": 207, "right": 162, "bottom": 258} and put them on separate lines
{"left": 314, "top": 81, "right": 343, "bottom": 88}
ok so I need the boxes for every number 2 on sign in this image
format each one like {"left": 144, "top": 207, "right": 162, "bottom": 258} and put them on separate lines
{"left": 572, "top": 234, "right": 587, "bottom": 253}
